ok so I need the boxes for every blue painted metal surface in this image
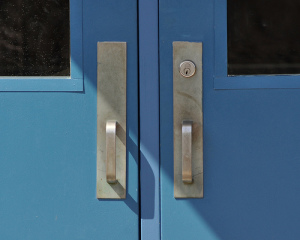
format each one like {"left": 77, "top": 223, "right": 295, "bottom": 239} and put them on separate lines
{"left": 160, "top": 0, "right": 300, "bottom": 239}
{"left": 0, "top": 0, "right": 83, "bottom": 92}
{"left": 0, "top": 1, "right": 139, "bottom": 239}
{"left": 139, "top": 0, "right": 160, "bottom": 239}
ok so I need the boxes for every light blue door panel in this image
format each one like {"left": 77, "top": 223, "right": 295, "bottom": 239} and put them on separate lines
{"left": 160, "top": 0, "right": 300, "bottom": 239}
{"left": 0, "top": 1, "right": 139, "bottom": 239}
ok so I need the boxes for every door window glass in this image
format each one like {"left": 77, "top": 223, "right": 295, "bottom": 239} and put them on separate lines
{"left": 0, "top": 0, "right": 70, "bottom": 76}
{"left": 228, "top": 0, "right": 300, "bottom": 75}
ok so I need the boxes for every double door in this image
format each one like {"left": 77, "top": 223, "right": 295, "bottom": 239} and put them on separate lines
{"left": 2, "top": 0, "right": 300, "bottom": 240}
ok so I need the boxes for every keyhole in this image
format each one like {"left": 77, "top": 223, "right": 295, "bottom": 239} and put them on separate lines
{"left": 185, "top": 68, "right": 190, "bottom": 75}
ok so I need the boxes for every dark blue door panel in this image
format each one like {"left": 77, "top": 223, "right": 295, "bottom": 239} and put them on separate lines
{"left": 0, "top": 1, "right": 139, "bottom": 239}
{"left": 160, "top": 0, "right": 300, "bottom": 239}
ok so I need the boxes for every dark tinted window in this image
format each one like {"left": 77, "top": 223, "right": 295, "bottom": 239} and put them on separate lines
{"left": 0, "top": 0, "right": 70, "bottom": 76}
{"left": 228, "top": 0, "right": 300, "bottom": 75}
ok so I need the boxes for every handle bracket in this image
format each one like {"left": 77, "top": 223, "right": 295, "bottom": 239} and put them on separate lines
{"left": 106, "top": 120, "right": 117, "bottom": 184}
{"left": 182, "top": 121, "right": 193, "bottom": 184}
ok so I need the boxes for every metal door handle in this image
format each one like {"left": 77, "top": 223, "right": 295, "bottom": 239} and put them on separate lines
{"left": 106, "top": 120, "right": 117, "bottom": 183}
{"left": 182, "top": 121, "right": 193, "bottom": 183}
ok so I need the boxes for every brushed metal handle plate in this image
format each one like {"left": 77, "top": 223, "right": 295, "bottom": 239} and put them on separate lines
{"left": 173, "top": 42, "right": 203, "bottom": 198}
{"left": 97, "top": 42, "right": 126, "bottom": 199}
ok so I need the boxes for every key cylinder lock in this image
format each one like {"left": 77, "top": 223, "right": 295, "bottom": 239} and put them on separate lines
{"left": 179, "top": 60, "right": 196, "bottom": 78}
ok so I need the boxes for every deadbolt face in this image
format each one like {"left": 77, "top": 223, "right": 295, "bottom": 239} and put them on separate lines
{"left": 179, "top": 60, "right": 196, "bottom": 78}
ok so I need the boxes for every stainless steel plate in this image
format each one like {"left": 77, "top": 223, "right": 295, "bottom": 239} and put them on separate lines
{"left": 97, "top": 42, "right": 127, "bottom": 199}
{"left": 173, "top": 41, "right": 203, "bottom": 198}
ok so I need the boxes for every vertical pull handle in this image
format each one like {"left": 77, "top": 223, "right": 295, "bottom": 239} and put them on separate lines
{"left": 106, "top": 120, "right": 117, "bottom": 183}
{"left": 182, "top": 121, "right": 193, "bottom": 183}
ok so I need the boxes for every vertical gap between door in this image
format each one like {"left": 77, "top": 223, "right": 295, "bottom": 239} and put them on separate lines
{"left": 137, "top": 0, "right": 141, "bottom": 238}
{"left": 138, "top": 0, "right": 160, "bottom": 239}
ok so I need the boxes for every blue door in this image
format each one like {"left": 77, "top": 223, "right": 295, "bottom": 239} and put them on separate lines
{"left": 4, "top": 1, "right": 300, "bottom": 239}
{"left": 0, "top": 1, "right": 139, "bottom": 239}
{"left": 160, "top": 0, "right": 300, "bottom": 239}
